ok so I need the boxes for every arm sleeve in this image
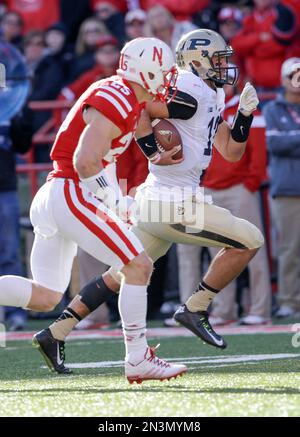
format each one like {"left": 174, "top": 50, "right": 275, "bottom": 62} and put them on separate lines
{"left": 263, "top": 104, "right": 300, "bottom": 157}
{"left": 167, "top": 88, "right": 198, "bottom": 120}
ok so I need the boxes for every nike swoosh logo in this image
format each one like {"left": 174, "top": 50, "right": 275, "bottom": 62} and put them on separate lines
{"left": 144, "top": 143, "right": 153, "bottom": 148}
{"left": 205, "top": 330, "right": 224, "bottom": 347}
{"left": 57, "top": 344, "right": 63, "bottom": 365}
{"left": 240, "top": 126, "right": 244, "bottom": 135}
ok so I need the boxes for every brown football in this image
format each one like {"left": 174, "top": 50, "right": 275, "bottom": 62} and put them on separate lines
{"left": 152, "top": 119, "right": 183, "bottom": 160}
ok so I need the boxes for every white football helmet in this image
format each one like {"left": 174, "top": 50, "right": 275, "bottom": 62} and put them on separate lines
{"left": 176, "top": 29, "right": 238, "bottom": 87}
{"left": 117, "top": 37, "right": 177, "bottom": 101}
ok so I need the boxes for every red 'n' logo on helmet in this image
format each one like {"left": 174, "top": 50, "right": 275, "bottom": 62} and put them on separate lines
{"left": 153, "top": 47, "right": 163, "bottom": 66}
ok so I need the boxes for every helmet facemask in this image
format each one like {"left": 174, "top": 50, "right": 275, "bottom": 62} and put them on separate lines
{"left": 156, "top": 66, "right": 178, "bottom": 102}
{"left": 204, "top": 48, "right": 239, "bottom": 86}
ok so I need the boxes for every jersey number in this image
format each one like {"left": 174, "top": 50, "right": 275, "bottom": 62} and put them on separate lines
{"left": 204, "top": 116, "right": 220, "bottom": 156}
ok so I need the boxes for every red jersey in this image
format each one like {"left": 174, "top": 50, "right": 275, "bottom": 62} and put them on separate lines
{"left": 231, "top": 9, "right": 288, "bottom": 88}
{"left": 48, "top": 75, "right": 143, "bottom": 182}
{"left": 7, "top": 0, "right": 60, "bottom": 33}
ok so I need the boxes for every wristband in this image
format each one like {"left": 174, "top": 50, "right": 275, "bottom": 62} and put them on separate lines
{"left": 136, "top": 132, "right": 160, "bottom": 159}
{"left": 231, "top": 110, "right": 253, "bottom": 143}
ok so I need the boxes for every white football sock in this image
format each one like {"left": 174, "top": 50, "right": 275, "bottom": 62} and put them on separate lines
{"left": 0, "top": 276, "right": 32, "bottom": 308}
{"left": 118, "top": 283, "right": 148, "bottom": 364}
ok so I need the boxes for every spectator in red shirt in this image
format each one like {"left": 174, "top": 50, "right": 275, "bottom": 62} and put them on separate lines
{"left": 5, "top": 0, "right": 60, "bottom": 34}
{"left": 231, "top": 0, "right": 297, "bottom": 102}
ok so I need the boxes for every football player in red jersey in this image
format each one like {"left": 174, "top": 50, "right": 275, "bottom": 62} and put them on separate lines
{"left": 0, "top": 37, "right": 187, "bottom": 383}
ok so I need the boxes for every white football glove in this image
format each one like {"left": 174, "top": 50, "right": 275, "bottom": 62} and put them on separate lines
{"left": 238, "top": 82, "right": 259, "bottom": 117}
{"left": 117, "top": 195, "right": 137, "bottom": 226}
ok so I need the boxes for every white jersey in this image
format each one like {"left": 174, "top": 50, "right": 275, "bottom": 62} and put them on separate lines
{"left": 141, "top": 70, "right": 225, "bottom": 200}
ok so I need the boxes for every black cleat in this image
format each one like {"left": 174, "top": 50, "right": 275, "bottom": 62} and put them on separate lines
{"left": 32, "top": 329, "right": 72, "bottom": 374}
{"left": 174, "top": 305, "right": 227, "bottom": 349}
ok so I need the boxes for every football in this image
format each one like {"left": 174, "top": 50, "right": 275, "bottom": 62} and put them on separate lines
{"left": 152, "top": 119, "right": 183, "bottom": 160}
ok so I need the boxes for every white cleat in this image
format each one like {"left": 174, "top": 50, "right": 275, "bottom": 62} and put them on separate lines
{"left": 125, "top": 345, "right": 187, "bottom": 385}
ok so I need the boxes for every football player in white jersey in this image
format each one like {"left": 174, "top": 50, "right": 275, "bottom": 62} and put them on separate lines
{"left": 34, "top": 29, "right": 263, "bottom": 373}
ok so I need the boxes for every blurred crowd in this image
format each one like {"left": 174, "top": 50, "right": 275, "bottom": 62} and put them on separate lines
{"left": 1, "top": 0, "right": 300, "bottom": 330}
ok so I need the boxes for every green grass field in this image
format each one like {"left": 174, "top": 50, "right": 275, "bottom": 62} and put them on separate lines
{"left": 1, "top": 327, "right": 300, "bottom": 417}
